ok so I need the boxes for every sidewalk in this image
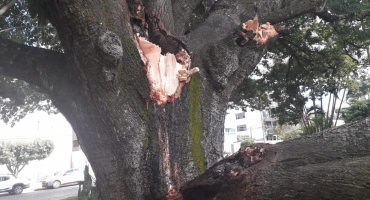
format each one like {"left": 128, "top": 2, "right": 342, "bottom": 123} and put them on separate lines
{"left": 23, "top": 182, "right": 43, "bottom": 193}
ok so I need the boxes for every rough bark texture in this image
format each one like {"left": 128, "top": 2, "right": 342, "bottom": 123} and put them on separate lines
{"left": 180, "top": 117, "right": 370, "bottom": 200}
{"left": 0, "top": 0, "right": 336, "bottom": 199}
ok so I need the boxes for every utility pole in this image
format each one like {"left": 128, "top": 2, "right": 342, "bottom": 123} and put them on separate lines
{"left": 250, "top": 126, "right": 252, "bottom": 139}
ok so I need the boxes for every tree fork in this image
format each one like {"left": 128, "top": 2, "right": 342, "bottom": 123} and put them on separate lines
{"left": 0, "top": 0, "right": 340, "bottom": 199}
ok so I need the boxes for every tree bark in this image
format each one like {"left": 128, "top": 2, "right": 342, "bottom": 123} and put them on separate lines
{"left": 181, "top": 117, "right": 370, "bottom": 200}
{"left": 0, "top": 0, "right": 333, "bottom": 199}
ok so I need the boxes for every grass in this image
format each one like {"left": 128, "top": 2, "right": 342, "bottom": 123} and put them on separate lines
{"left": 61, "top": 196, "right": 78, "bottom": 200}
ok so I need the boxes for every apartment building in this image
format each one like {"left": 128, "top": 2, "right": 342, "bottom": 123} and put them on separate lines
{"left": 224, "top": 106, "right": 283, "bottom": 154}
{"left": 224, "top": 108, "right": 264, "bottom": 154}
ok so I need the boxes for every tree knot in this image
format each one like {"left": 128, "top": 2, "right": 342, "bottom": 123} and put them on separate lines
{"left": 96, "top": 30, "right": 123, "bottom": 66}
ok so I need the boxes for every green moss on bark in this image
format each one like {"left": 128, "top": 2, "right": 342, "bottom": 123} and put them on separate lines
{"left": 143, "top": 130, "right": 149, "bottom": 149}
{"left": 189, "top": 74, "right": 206, "bottom": 173}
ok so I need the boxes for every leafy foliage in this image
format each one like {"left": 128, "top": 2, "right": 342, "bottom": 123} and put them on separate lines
{"left": 340, "top": 77, "right": 370, "bottom": 123}
{"left": 0, "top": 75, "right": 58, "bottom": 126}
{"left": 0, "top": 139, "right": 55, "bottom": 176}
{"left": 0, "top": 0, "right": 61, "bottom": 50}
{"left": 0, "top": 0, "right": 60, "bottom": 125}
{"left": 231, "top": 0, "right": 370, "bottom": 131}
{"left": 229, "top": 77, "right": 270, "bottom": 111}
{"left": 275, "top": 124, "right": 303, "bottom": 141}
{"left": 342, "top": 98, "right": 370, "bottom": 123}
{"left": 239, "top": 137, "right": 254, "bottom": 147}
{"left": 347, "top": 77, "right": 370, "bottom": 99}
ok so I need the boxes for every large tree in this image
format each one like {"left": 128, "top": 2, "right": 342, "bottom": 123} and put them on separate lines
{"left": 1, "top": 0, "right": 370, "bottom": 199}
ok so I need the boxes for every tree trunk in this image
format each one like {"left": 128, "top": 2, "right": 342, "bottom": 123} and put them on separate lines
{"left": 0, "top": 0, "right": 335, "bottom": 199}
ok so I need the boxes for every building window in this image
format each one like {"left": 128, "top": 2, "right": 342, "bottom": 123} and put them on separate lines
{"left": 225, "top": 128, "right": 236, "bottom": 135}
{"left": 262, "top": 110, "right": 270, "bottom": 118}
{"left": 235, "top": 112, "right": 245, "bottom": 120}
{"left": 73, "top": 140, "right": 79, "bottom": 148}
{"left": 0, "top": 176, "right": 10, "bottom": 182}
{"left": 272, "top": 121, "right": 277, "bottom": 127}
{"left": 237, "top": 124, "right": 247, "bottom": 132}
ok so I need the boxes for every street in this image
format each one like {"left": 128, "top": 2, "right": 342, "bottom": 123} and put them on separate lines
{"left": 0, "top": 185, "right": 79, "bottom": 200}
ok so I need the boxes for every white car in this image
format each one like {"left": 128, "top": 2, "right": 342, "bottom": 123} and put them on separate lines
{"left": 0, "top": 174, "right": 31, "bottom": 195}
{"left": 42, "top": 168, "right": 84, "bottom": 189}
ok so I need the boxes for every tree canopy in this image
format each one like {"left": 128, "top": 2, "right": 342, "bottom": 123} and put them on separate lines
{"left": 342, "top": 98, "right": 370, "bottom": 123}
{"left": 341, "top": 77, "right": 370, "bottom": 123}
{"left": 0, "top": 139, "right": 54, "bottom": 176}
{"left": 230, "top": 0, "right": 370, "bottom": 129}
{"left": 275, "top": 124, "right": 303, "bottom": 141}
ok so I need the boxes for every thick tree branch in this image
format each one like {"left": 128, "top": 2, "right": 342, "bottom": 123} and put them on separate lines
{"left": 191, "top": 0, "right": 327, "bottom": 51}
{"left": 180, "top": 117, "right": 370, "bottom": 200}
{"left": 18, "top": 164, "right": 26, "bottom": 174}
{"left": 173, "top": 0, "right": 322, "bottom": 39}
{"left": 252, "top": 0, "right": 320, "bottom": 24}
{"left": 315, "top": 9, "right": 370, "bottom": 22}
{"left": 171, "top": 0, "right": 203, "bottom": 35}
{"left": 0, "top": 0, "right": 18, "bottom": 16}
{"left": 0, "top": 38, "right": 78, "bottom": 110}
{"left": 361, "top": 10, "right": 370, "bottom": 20}
{"left": 5, "top": 164, "right": 10, "bottom": 171}
{"left": 0, "top": 25, "right": 52, "bottom": 33}
{"left": 182, "top": 0, "right": 326, "bottom": 92}
{"left": 0, "top": 82, "right": 23, "bottom": 104}
{"left": 343, "top": 45, "right": 361, "bottom": 65}
{"left": 315, "top": 10, "right": 354, "bottom": 22}
{"left": 343, "top": 39, "right": 370, "bottom": 49}
{"left": 143, "top": 0, "right": 175, "bottom": 33}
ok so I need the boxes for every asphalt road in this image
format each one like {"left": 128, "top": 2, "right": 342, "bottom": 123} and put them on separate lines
{"left": 0, "top": 185, "right": 79, "bottom": 200}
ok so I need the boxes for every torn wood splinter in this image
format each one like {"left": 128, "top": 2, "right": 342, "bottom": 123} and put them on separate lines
{"left": 242, "top": 15, "right": 278, "bottom": 44}
{"left": 134, "top": 34, "right": 199, "bottom": 105}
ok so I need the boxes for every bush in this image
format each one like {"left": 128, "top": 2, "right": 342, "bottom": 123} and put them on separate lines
{"left": 237, "top": 135, "right": 251, "bottom": 142}
{"left": 240, "top": 137, "right": 254, "bottom": 147}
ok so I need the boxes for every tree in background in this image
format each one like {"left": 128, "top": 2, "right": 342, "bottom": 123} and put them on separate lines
{"left": 0, "top": 139, "right": 54, "bottom": 176}
{"left": 0, "top": 75, "right": 58, "bottom": 126}
{"left": 342, "top": 98, "right": 370, "bottom": 123}
{"left": 340, "top": 78, "right": 370, "bottom": 123}
{"left": 346, "top": 77, "right": 370, "bottom": 100}
{"left": 228, "top": 77, "right": 270, "bottom": 112}
{"left": 275, "top": 124, "right": 304, "bottom": 141}
{"left": 238, "top": 135, "right": 254, "bottom": 147}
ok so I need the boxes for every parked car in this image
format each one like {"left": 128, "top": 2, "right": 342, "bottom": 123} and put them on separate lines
{"left": 42, "top": 168, "right": 84, "bottom": 189}
{"left": 0, "top": 174, "right": 31, "bottom": 195}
